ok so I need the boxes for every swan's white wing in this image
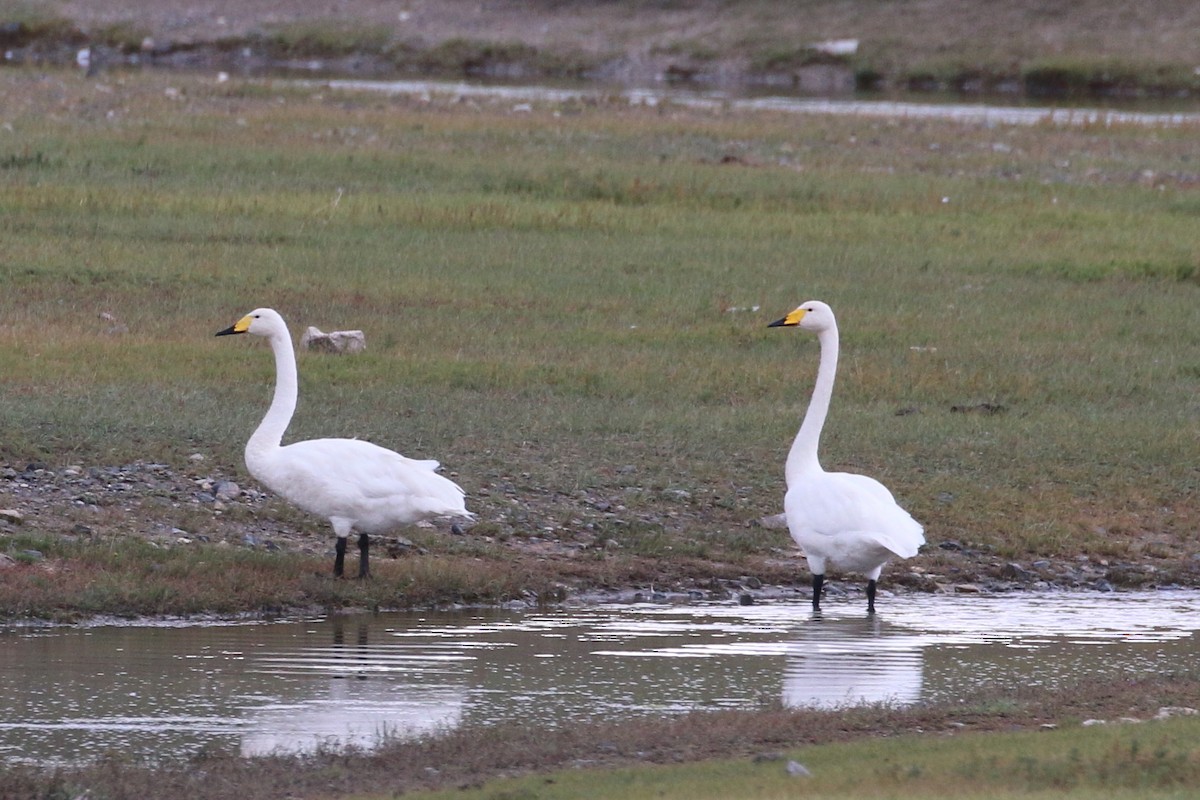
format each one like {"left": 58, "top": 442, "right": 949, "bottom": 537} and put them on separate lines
{"left": 785, "top": 470, "right": 924, "bottom": 563}
{"left": 258, "top": 438, "right": 470, "bottom": 529}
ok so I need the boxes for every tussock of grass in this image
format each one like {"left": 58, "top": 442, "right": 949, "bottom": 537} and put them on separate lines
{"left": 0, "top": 534, "right": 545, "bottom": 620}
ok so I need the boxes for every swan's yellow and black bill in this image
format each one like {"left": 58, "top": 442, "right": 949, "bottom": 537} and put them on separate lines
{"left": 767, "top": 307, "right": 807, "bottom": 328}
{"left": 215, "top": 314, "right": 252, "bottom": 337}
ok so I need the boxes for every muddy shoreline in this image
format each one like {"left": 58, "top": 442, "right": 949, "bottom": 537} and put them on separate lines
{"left": 7, "top": 2, "right": 1200, "bottom": 101}
{"left": 4, "top": 458, "right": 1195, "bottom": 624}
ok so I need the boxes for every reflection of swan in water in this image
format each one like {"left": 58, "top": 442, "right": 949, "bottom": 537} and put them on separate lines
{"left": 240, "top": 619, "right": 465, "bottom": 756}
{"left": 781, "top": 613, "right": 923, "bottom": 709}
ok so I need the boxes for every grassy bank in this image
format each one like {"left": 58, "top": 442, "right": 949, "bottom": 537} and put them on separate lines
{"left": 413, "top": 715, "right": 1200, "bottom": 800}
{"left": 0, "top": 531, "right": 563, "bottom": 620}
{"left": 1, "top": 68, "right": 1199, "bottom": 619}
{"left": 2, "top": 674, "right": 1198, "bottom": 799}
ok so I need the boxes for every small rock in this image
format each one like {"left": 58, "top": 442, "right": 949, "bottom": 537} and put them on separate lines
{"left": 811, "top": 38, "right": 858, "bottom": 56}
{"left": 953, "top": 583, "right": 983, "bottom": 593}
{"left": 1155, "top": 706, "right": 1198, "bottom": 720}
{"left": 1000, "top": 562, "right": 1033, "bottom": 581}
{"left": 189, "top": 453, "right": 206, "bottom": 462}
{"left": 1081, "top": 719, "right": 1107, "bottom": 727}
{"left": 738, "top": 593, "right": 754, "bottom": 606}
{"left": 213, "top": 480, "right": 241, "bottom": 501}
{"left": 0, "top": 554, "right": 17, "bottom": 569}
{"left": 20, "top": 549, "right": 43, "bottom": 561}
{"left": 785, "top": 760, "right": 812, "bottom": 777}
{"left": 757, "top": 513, "right": 788, "bottom": 529}
{"left": 0, "top": 509, "right": 24, "bottom": 525}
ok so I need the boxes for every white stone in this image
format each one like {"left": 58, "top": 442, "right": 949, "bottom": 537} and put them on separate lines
{"left": 0, "top": 509, "right": 24, "bottom": 525}
{"left": 300, "top": 326, "right": 366, "bottom": 354}
{"left": 1155, "top": 706, "right": 1199, "bottom": 720}
{"left": 812, "top": 38, "right": 859, "bottom": 56}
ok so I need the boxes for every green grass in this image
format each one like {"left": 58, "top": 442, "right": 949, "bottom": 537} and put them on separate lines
{"left": 1, "top": 68, "right": 1199, "bottom": 579}
{"left": 399, "top": 716, "right": 1200, "bottom": 800}
{"left": 0, "top": 531, "right": 554, "bottom": 620}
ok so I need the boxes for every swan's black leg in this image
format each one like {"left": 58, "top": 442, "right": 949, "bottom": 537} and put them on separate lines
{"left": 866, "top": 579, "right": 878, "bottom": 615}
{"left": 333, "top": 536, "right": 347, "bottom": 577}
{"left": 357, "top": 532, "right": 370, "bottom": 579}
{"left": 811, "top": 573, "right": 824, "bottom": 610}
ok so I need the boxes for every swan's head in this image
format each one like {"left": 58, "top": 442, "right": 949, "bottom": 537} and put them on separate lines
{"left": 768, "top": 300, "right": 836, "bottom": 332}
{"left": 215, "top": 307, "right": 288, "bottom": 339}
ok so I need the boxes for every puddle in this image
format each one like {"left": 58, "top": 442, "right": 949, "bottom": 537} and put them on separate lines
{"left": 300, "top": 78, "right": 1200, "bottom": 127}
{"left": 2, "top": 590, "right": 1199, "bottom": 763}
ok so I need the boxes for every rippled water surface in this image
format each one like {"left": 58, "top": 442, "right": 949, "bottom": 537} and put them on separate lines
{"left": 3, "top": 591, "right": 1199, "bottom": 763}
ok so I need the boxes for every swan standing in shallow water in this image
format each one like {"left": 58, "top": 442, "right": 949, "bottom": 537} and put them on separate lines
{"left": 768, "top": 301, "right": 924, "bottom": 613}
{"left": 217, "top": 308, "right": 472, "bottom": 578}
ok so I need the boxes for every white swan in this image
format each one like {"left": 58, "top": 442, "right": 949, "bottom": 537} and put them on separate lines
{"left": 216, "top": 308, "right": 472, "bottom": 578}
{"left": 768, "top": 301, "right": 924, "bottom": 613}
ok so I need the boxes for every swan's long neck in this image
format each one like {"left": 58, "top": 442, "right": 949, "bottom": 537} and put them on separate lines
{"left": 786, "top": 324, "right": 839, "bottom": 482}
{"left": 245, "top": 330, "right": 297, "bottom": 467}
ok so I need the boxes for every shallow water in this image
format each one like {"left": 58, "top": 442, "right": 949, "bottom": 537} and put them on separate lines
{"left": 301, "top": 78, "right": 1200, "bottom": 127}
{"left": 2, "top": 590, "right": 1199, "bottom": 763}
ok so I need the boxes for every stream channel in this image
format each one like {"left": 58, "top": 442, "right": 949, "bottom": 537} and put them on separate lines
{"left": 2, "top": 590, "right": 1199, "bottom": 764}
{"left": 299, "top": 77, "right": 1200, "bottom": 127}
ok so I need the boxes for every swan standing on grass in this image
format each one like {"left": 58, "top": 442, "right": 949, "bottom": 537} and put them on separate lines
{"left": 768, "top": 301, "right": 924, "bottom": 613}
{"left": 217, "top": 308, "right": 472, "bottom": 578}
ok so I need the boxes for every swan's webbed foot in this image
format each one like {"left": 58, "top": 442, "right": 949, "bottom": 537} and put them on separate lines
{"left": 866, "top": 578, "right": 877, "bottom": 615}
{"left": 811, "top": 573, "right": 824, "bottom": 610}
{"left": 356, "top": 532, "right": 370, "bottom": 579}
